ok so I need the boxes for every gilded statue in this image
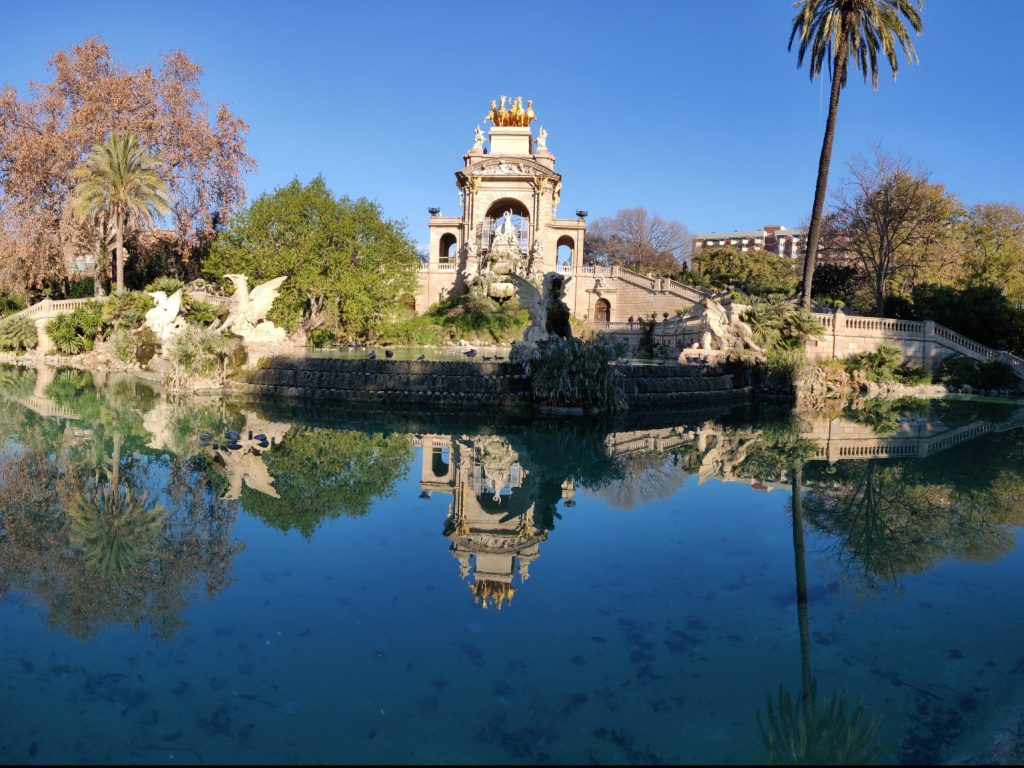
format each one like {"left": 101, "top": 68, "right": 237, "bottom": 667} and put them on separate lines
{"left": 484, "top": 96, "right": 538, "bottom": 127}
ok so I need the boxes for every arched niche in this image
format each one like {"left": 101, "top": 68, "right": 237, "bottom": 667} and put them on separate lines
{"left": 439, "top": 233, "right": 458, "bottom": 264}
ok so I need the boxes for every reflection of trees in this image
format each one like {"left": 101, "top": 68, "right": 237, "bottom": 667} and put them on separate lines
{"left": 593, "top": 450, "right": 687, "bottom": 509}
{"left": 803, "top": 457, "right": 1024, "bottom": 589}
{"left": 757, "top": 464, "right": 882, "bottom": 765}
{"left": 0, "top": 430, "right": 241, "bottom": 638}
{"left": 242, "top": 427, "right": 414, "bottom": 537}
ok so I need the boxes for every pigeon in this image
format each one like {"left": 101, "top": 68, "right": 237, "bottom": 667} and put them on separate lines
{"left": 482, "top": 356, "right": 493, "bottom": 361}
{"left": 494, "top": 354, "right": 505, "bottom": 361}
{"left": 385, "top": 349, "right": 394, "bottom": 359}
{"left": 367, "top": 351, "right": 377, "bottom": 360}
{"left": 225, "top": 430, "right": 240, "bottom": 442}
{"left": 464, "top": 349, "right": 477, "bottom": 358}
{"left": 416, "top": 354, "right": 426, "bottom": 362}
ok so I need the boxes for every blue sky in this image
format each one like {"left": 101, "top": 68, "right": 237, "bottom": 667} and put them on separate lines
{"left": 3, "top": 0, "right": 1023, "bottom": 243}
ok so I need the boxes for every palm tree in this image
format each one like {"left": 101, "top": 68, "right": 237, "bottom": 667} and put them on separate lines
{"left": 789, "top": 0, "right": 923, "bottom": 309}
{"left": 71, "top": 134, "right": 171, "bottom": 292}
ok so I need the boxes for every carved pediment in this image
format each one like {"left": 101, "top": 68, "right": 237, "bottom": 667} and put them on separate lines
{"left": 461, "top": 157, "right": 558, "bottom": 181}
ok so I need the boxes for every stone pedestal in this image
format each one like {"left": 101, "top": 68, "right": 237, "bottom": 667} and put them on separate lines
{"left": 488, "top": 126, "right": 532, "bottom": 155}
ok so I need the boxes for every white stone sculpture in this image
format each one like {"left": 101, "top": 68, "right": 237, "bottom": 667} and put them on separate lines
{"left": 680, "top": 296, "right": 764, "bottom": 358}
{"left": 472, "top": 125, "right": 485, "bottom": 151}
{"left": 529, "top": 239, "right": 545, "bottom": 274}
{"left": 220, "top": 275, "right": 289, "bottom": 342}
{"left": 144, "top": 288, "right": 187, "bottom": 342}
{"left": 536, "top": 126, "right": 548, "bottom": 151}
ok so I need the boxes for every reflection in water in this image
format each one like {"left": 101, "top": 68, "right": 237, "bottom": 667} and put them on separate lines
{"left": 2, "top": 364, "right": 1024, "bottom": 762}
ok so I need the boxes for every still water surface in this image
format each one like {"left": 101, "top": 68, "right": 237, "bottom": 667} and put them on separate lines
{"left": 2, "top": 364, "right": 1024, "bottom": 764}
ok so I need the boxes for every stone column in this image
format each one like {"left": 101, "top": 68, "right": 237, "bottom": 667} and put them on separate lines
{"left": 922, "top": 319, "right": 935, "bottom": 370}
{"left": 34, "top": 317, "right": 53, "bottom": 355}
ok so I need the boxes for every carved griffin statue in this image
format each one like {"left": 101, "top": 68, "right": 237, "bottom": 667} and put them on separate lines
{"left": 219, "top": 274, "right": 289, "bottom": 342}
{"left": 144, "top": 288, "right": 187, "bottom": 342}
{"left": 509, "top": 271, "right": 573, "bottom": 365}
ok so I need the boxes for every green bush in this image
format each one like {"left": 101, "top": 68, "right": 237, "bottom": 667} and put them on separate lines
{"left": 938, "top": 355, "right": 1020, "bottom": 390}
{"left": 183, "top": 297, "right": 219, "bottom": 327}
{"left": 107, "top": 327, "right": 137, "bottom": 364}
{"left": 378, "top": 294, "right": 529, "bottom": 346}
{"left": 144, "top": 276, "right": 185, "bottom": 295}
{"left": 66, "top": 277, "right": 96, "bottom": 299}
{"left": 45, "top": 301, "right": 106, "bottom": 355}
{"left": 844, "top": 344, "right": 931, "bottom": 385}
{"left": 0, "top": 293, "right": 27, "bottom": 317}
{"left": 309, "top": 327, "right": 337, "bottom": 348}
{"left": 530, "top": 335, "right": 627, "bottom": 411}
{"left": 743, "top": 298, "right": 824, "bottom": 353}
{"left": 167, "top": 325, "right": 236, "bottom": 379}
{"left": 104, "top": 291, "right": 154, "bottom": 330}
{"left": 0, "top": 316, "right": 37, "bottom": 352}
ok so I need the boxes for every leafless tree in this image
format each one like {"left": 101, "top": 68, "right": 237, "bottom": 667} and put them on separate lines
{"left": 585, "top": 208, "right": 691, "bottom": 276}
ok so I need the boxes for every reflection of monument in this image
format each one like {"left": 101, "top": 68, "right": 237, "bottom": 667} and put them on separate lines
{"left": 416, "top": 434, "right": 567, "bottom": 609}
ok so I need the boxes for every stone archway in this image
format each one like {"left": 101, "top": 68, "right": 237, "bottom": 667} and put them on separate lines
{"left": 439, "top": 233, "right": 458, "bottom": 264}
{"left": 594, "top": 298, "right": 611, "bottom": 323}
{"left": 556, "top": 235, "right": 575, "bottom": 268}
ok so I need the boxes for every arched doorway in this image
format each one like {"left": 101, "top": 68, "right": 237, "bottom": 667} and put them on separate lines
{"left": 594, "top": 298, "right": 611, "bottom": 323}
{"left": 439, "top": 233, "right": 458, "bottom": 264}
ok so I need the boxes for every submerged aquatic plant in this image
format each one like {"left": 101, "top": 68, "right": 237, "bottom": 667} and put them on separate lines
{"left": 757, "top": 681, "right": 882, "bottom": 765}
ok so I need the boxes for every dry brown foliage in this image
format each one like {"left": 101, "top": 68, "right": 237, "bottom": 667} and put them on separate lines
{"left": 0, "top": 37, "right": 254, "bottom": 295}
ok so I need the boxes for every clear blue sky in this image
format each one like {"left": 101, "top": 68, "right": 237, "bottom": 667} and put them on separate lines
{"left": 4, "top": 0, "right": 1023, "bottom": 243}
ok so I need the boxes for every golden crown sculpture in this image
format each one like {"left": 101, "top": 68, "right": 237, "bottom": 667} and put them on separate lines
{"left": 485, "top": 96, "right": 536, "bottom": 128}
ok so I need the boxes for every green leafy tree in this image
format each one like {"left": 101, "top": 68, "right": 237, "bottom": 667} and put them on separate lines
{"left": 961, "top": 203, "right": 1024, "bottom": 303}
{"left": 71, "top": 134, "right": 172, "bottom": 292}
{"left": 0, "top": 316, "right": 38, "bottom": 351}
{"left": 693, "top": 246, "right": 799, "bottom": 296}
{"left": 203, "top": 177, "right": 419, "bottom": 340}
{"left": 789, "top": 0, "right": 923, "bottom": 309}
{"left": 912, "top": 284, "right": 1024, "bottom": 353}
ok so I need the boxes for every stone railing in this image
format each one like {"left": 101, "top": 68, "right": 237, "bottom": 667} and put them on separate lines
{"left": 808, "top": 311, "right": 1024, "bottom": 379}
{"left": 4, "top": 297, "right": 93, "bottom": 323}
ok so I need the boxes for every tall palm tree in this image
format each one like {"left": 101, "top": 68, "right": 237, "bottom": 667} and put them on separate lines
{"left": 71, "top": 134, "right": 171, "bottom": 292}
{"left": 789, "top": 0, "right": 923, "bottom": 309}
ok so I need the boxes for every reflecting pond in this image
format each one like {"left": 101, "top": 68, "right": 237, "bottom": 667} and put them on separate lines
{"left": 2, "top": 364, "right": 1024, "bottom": 764}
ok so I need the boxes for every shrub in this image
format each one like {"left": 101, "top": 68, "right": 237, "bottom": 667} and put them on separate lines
{"left": 743, "top": 298, "right": 823, "bottom": 353}
{"left": 309, "top": 327, "right": 337, "bottom": 348}
{"left": 0, "top": 316, "right": 37, "bottom": 352}
{"left": 938, "top": 355, "right": 1020, "bottom": 390}
{"left": 530, "top": 335, "right": 627, "bottom": 411}
{"left": 107, "top": 327, "right": 137, "bottom": 363}
{"left": 0, "top": 293, "right": 27, "bottom": 317}
{"left": 66, "top": 277, "right": 96, "bottom": 299}
{"left": 144, "top": 276, "right": 185, "bottom": 295}
{"left": 844, "top": 344, "right": 931, "bottom": 385}
{"left": 45, "top": 301, "right": 105, "bottom": 355}
{"left": 378, "top": 294, "right": 528, "bottom": 345}
{"left": 184, "top": 297, "right": 219, "bottom": 326}
{"left": 104, "top": 291, "right": 154, "bottom": 330}
{"left": 166, "top": 325, "right": 235, "bottom": 380}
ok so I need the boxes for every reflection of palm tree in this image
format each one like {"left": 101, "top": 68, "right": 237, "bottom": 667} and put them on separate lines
{"left": 756, "top": 462, "right": 882, "bottom": 764}
{"left": 69, "top": 476, "right": 163, "bottom": 580}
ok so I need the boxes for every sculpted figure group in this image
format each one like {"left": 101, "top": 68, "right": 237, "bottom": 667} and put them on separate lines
{"left": 485, "top": 96, "right": 536, "bottom": 128}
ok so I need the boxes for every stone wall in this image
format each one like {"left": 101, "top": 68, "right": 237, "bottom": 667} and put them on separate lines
{"left": 617, "top": 364, "right": 750, "bottom": 408}
{"left": 228, "top": 356, "right": 751, "bottom": 410}
{"left": 231, "top": 357, "right": 532, "bottom": 408}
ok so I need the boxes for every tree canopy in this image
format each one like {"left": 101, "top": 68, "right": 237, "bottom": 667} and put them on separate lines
{"left": 0, "top": 37, "right": 253, "bottom": 296}
{"left": 203, "top": 176, "right": 419, "bottom": 339}
{"left": 692, "top": 246, "right": 800, "bottom": 297}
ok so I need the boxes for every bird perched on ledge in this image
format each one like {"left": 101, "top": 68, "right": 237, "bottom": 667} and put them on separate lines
{"left": 385, "top": 349, "right": 394, "bottom": 358}
{"left": 464, "top": 349, "right": 477, "bottom": 358}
